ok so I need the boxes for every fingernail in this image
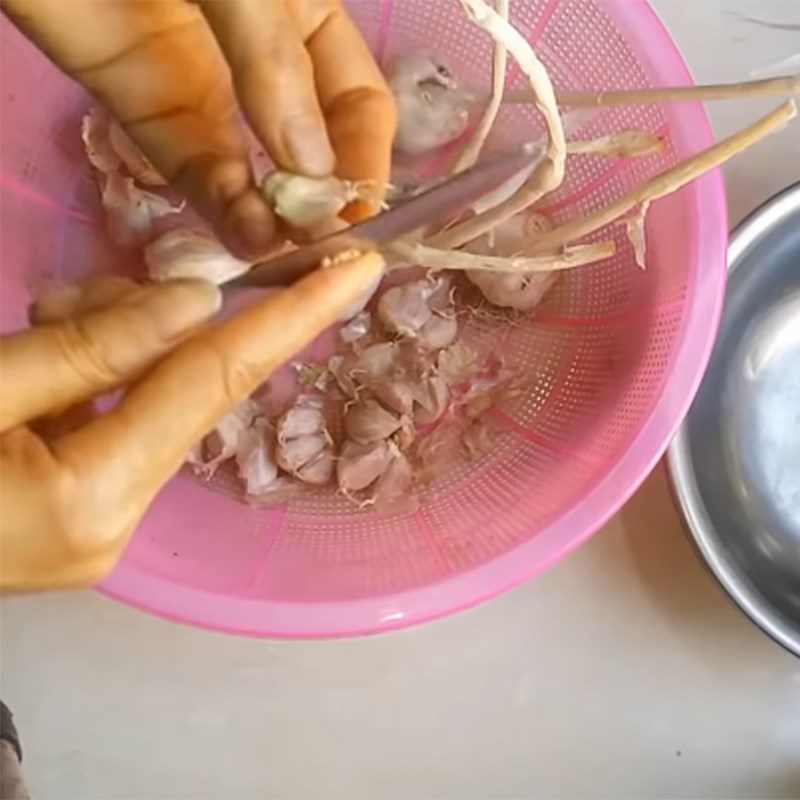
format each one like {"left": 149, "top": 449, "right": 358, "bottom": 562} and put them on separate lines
{"left": 282, "top": 115, "right": 335, "bottom": 176}
{"left": 142, "top": 280, "right": 223, "bottom": 339}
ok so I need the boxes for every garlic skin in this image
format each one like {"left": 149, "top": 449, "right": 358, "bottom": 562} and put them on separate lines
{"left": 372, "top": 444, "right": 417, "bottom": 512}
{"left": 389, "top": 52, "right": 473, "bottom": 156}
{"left": 276, "top": 433, "right": 328, "bottom": 474}
{"left": 339, "top": 311, "right": 372, "bottom": 344}
{"left": 144, "top": 229, "right": 251, "bottom": 284}
{"left": 337, "top": 439, "right": 393, "bottom": 493}
{"left": 82, "top": 106, "right": 165, "bottom": 186}
{"left": 438, "top": 342, "right": 479, "bottom": 383}
{"left": 344, "top": 397, "right": 403, "bottom": 443}
{"left": 100, "top": 172, "right": 183, "bottom": 248}
{"left": 262, "top": 172, "right": 351, "bottom": 229}
{"left": 418, "top": 312, "right": 458, "bottom": 350}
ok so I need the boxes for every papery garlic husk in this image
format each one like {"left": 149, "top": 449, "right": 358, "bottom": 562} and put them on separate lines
{"left": 412, "top": 375, "right": 450, "bottom": 424}
{"left": 337, "top": 439, "right": 393, "bottom": 493}
{"left": 276, "top": 396, "right": 326, "bottom": 442}
{"left": 276, "top": 432, "right": 328, "bottom": 474}
{"left": 377, "top": 279, "right": 443, "bottom": 336}
{"left": 101, "top": 172, "right": 183, "bottom": 248}
{"left": 344, "top": 397, "right": 403, "bottom": 443}
{"left": 144, "top": 229, "right": 251, "bottom": 284}
{"left": 438, "top": 341, "right": 479, "bottom": 383}
{"left": 339, "top": 311, "right": 372, "bottom": 344}
{"left": 235, "top": 418, "right": 280, "bottom": 495}
{"left": 389, "top": 52, "right": 473, "bottom": 156}
{"left": 82, "top": 106, "right": 166, "bottom": 185}
{"left": 372, "top": 444, "right": 417, "bottom": 513}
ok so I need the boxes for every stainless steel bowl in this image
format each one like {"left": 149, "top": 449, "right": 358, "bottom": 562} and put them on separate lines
{"left": 669, "top": 182, "right": 800, "bottom": 657}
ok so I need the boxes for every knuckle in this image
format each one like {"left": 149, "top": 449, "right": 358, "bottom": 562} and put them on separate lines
{"left": 52, "top": 318, "right": 122, "bottom": 388}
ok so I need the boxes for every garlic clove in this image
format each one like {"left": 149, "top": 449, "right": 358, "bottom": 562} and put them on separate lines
{"left": 344, "top": 397, "right": 402, "bottom": 443}
{"left": 356, "top": 342, "right": 399, "bottom": 381}
{"left": 466, "top": 270, "right": 557, "bottom": 311}
{"left": 144, "top": 229, "right": 251, "bottom": 284}
{"left": 327, "top": 354, "right": 359, "bottom": 398}
{"left": 276, "top": 397, "right": 326, "bottom": 442}
{"left": 262, "top": 171, "right": 362, "bottom": 230}
{"left": 337, "top": 439, "right": 393, "bottom": 493}
{"left": 418, "top": 312, "right": 458, "bottom": 350}
{"left": 276, "top": 433, "right": 328, "bottom": 474}
{"left": 377, "top": 280, "right": 437, "bottom": 336}
{"left": 187, "top": 398, "right": 261, "bottom": 477}
{"left": 372, "top": 445, "right": 417, "bottom": 512}
{"left": 235, "top": 418, "right": 280, "bottom": 495}
{"left": 372, "top": 379, "right": 415, "bottom": 416}
{"left": 438, "top": 341, "right": 479, "bottom": 383}
{"left": 296, "top": 449, "right": 335, "bottom": 485}
{"left": 412, "top": 375, "right": 450, "bottom": 424}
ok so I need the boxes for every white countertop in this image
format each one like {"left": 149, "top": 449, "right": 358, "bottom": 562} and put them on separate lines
{"left": 2, "top": 2, "right": 800, "bottom": 798}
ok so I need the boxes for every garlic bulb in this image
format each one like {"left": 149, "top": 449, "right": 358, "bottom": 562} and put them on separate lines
{"left": 344, "top": 397, "right": 403, "bottom": 443}
{"left": 389, "top": 52, "right": 473, "bottom": 156}
{"left": 144, "top": 229, "right": 251, "bottom": 284}
{"left": 100, "top": 173, "right": 183, "bottom": 248}
{"left": 337, "top": 439, "right": 393, "bottom": 493}
{"left": 339, "top": 311, "right": 372, "bottom": 344}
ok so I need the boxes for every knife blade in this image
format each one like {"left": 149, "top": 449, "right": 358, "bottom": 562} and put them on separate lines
{"left": 231, "top": 144, "right": 538, "bottom": 288}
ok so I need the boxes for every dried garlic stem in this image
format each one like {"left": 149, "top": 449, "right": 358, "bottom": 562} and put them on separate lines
{"left": 502, "top": 74, "right": 800, "bottom": 107}
{"left": 431, "top": 0, "right": 566, "bottom": 250}
{"left": 388, "top": 239, "right": 615, "bottom": 273}
{"left": 566, "top": 130, "right": 665, "bottom": 158}
{"left": 450, "top": 0, "right": 510, "bottom": 174}
{"left": 526, "top": 100, "right": 797, "bottom": 254}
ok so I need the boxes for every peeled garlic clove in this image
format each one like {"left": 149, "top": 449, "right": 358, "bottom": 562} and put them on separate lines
{"left": 262, "top": 171, "right": 351, "bottom": 229}
{"left": 412, "top": 375, "right": 449, "bottom": 424}
{"left": 377, "top": 280, "right": 439, "bottom": 336}
{"left": 276, "top": 433, "right": 328, "bottom": 474}
{"left": 337, "top": 439, "right": 393, "bottom": 493}
{"left": 101, "top": 173, "right": 183, "bottom": 248}
{"left": 418, "top": 313, "right": 458, "bottom": 350}
{"left": 144, "top": 229, "right": 251, "bottom": 284}
{"left": 389, "top": 52, "right": 472, "bottom": 156}
{"left": 296, "top": 450, "right": 335, "bottom": 485}
{"left": 235, "top": 418, "right": 280, "bottom": 495}
{"left": 372, "top": 379, "right": 415, "bottom": 416}
{"left": 344, "top": 397, "right": 402, "bottom": 443}
{"left": 276, "top": 397, "right": 326, "bottom": 442}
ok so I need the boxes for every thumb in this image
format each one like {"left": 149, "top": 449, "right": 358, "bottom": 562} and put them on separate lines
{"left": 0, "top": 280, "right": 221, "bottom": 432}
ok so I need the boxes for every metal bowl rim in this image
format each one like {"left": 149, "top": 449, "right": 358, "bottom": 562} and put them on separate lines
{"left": 667, "top": 181, "right": 800, "bottom": 659}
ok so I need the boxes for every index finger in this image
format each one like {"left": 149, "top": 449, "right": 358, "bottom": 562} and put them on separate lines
{"left": 51, "top": 253, "right": 385, "bottom": 515}
{"left": 305, "top": 5, "right": 397, "bottom": 216}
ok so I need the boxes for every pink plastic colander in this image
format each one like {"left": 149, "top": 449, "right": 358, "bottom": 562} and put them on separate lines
{"left": 0, "top": 0, "right": 727, "bottom": 637}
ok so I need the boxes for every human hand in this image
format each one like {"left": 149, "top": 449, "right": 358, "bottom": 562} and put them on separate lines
{"left": 3, "top": 0, "right": 396, "bottom": 256}
{"left": 0, "top": 253, "right": 384, "bottom": 591}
